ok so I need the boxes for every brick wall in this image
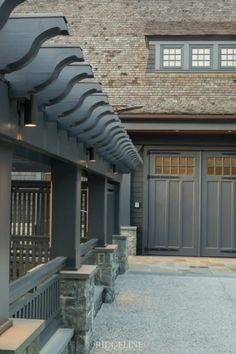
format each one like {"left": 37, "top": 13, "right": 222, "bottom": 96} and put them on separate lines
{"left": 14, "top": 0, "right": 236, "bottom": 115}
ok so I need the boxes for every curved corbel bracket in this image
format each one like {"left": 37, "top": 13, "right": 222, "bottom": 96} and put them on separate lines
{"left": 98, "top": 131, "right": 132, "bottom": 154}
{"left": 110, "top": 145, "right": 138, "bottom": 160}
{"left": 75, "top": 114, "right": 118, "bottom": 146}
{"left": 36, "top": 64, "right": 93, "bottom": 109}
{"left": 6, "top": 46, "right": 84, "bottom": 98}
{"left": 0, "top": 0, "right": 26, "bottom": 29}
{"left": 59, "top": 94, "right": 108, "bottom": 128}
{"left": 0, "top": 14, "right": 69, "bottom": 74}
{"left": 89, "top": 119, "right": 123, "bottom": 145}
{"left": 71, "top": 106, "right": 114, "bottom": 136}
{"left": 99, "top": 141, "right": 137, "bottom": 169}
{"left": 99, "top": 136, "right": 134, "bottom": 158}
{"left": 79, "top": 116, "right": 121, "bottom": 149}
{"left": 45, "top": 82, "right": 102, "bottom": 121}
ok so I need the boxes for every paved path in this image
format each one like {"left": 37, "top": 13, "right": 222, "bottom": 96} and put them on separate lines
{"left": 92, "top": 257, "right": 236, "bottom": 354}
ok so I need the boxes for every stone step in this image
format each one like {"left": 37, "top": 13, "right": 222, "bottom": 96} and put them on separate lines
{"left": 39, "top": 328, "right": 74, "bottom": 354}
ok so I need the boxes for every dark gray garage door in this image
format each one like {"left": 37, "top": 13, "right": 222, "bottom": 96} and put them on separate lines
{"left": 147, "top": 150, "right": 236, "bottom": 257}
{"left": 201, "top": 152, "right": 236, "bottom": 257}
{"left": 147, "top": 152, "right": 200, "bottom": 256}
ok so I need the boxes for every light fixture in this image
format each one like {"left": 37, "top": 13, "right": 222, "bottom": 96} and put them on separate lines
{"left": 24, "top": 95, "right": 38, "bottom": 127}
{"left": 88, "top": 147, "right": 96, "bottom": 162}
{"left": 112, "top": 164, "right": 118, "bottom": 174}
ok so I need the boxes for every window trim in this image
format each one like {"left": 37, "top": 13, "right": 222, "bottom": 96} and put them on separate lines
{"left": 150, "top": 40, "right": 236, "bottom": 72}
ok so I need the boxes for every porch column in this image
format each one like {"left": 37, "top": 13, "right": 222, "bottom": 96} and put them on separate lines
{"left": 119, "top": 173, "right": 131, "bottom": 226}
{"left": 0, "top": 142, "right": 13, "bottom": 333}
{"left": 88, "top": 175, "right": 107, "bottom": 245}
{"left": 114, "top": 183, "right": 120, "bottom": 235}
{"left": 51, "top": 160, "right": 81, "bottom": 269}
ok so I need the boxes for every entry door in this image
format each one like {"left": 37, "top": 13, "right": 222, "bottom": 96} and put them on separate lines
{"left": 201, "top": 152, "right": 236, "bottom": 257}
{"left": 147, "top": 152, "right": 200, "bottom": 255}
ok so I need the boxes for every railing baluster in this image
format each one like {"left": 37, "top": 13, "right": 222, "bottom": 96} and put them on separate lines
{"left": 10, "top": 235, "right": 50, "bottom": 280}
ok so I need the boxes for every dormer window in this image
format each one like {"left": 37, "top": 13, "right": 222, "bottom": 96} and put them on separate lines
{"left": 147, "top": 39, "right": 236, "bottom": 72}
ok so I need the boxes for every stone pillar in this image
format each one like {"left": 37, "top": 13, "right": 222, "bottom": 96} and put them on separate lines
{"left": 112, "top": 235, "right": 128, "bottom": 274}
{"left": 120, "top": 226, "right": 137, "bottom": 256}
{"left": 94, "top": 245, "right": 118, "bottom": 303}
{"left": 60, "top": 265, "right": 97, "bottom": 354}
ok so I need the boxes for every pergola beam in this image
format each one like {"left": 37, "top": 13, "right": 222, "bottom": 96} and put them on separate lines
{"left": 0, "top": 14, "right": 69, "bottom": 74}
{"left": 0, "top": 0, "right": 26, "bottom": 29}
{"left": 36, "top": 64, "right": 93, "bottom": 108}
{"left": 6, "top": 46, "right": 84, "bottom": 98}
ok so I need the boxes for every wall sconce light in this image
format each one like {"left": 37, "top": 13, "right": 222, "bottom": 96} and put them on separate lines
{"left": 24, "top": 95, "right": 38, "bottom": 127}
{"left": 112, "top": 164, "right": 118, "bottom": 174}
{"left": 88, "top": 147, "right": 96, "bottom": 162}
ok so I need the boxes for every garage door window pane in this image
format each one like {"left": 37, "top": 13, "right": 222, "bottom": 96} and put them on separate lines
{"left": 155, "top": 155, "right": 195, "bottom": 176}
{"left": 208, "top": 156, "right": 236, "bottom": 176}
{"left": 187, "top": 167, "right": 194, "bottom": 176}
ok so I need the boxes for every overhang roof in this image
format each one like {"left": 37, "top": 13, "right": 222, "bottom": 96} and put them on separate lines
{"left": 145, "top": 21, "right": 236, "bottom": 38}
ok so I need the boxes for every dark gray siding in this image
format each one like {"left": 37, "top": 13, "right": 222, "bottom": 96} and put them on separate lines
{"left": 131, "top": 147, "right": 144, "bottom": 254}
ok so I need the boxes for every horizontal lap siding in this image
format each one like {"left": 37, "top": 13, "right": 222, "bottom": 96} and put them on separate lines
{"left": 131, "top": 148, "right": 144, "bottom": 254}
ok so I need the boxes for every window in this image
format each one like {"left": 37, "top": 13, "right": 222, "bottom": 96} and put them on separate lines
{"left": 208, "top": 156, "right": 236, "bottom": 176}
{"left": 191, "top": 47, "right": 211, "bottom": 68}
{"left": 220, "top": 47, "right": 236, "bottom": 68}
{"left": 149, "top": 39, "right": 236, "bottom": 72}
{"left": 155, "top": 156, "right": 195, "bottom": 176}
{"left": 162, "top": 47, "right": 182, "bottom": 68}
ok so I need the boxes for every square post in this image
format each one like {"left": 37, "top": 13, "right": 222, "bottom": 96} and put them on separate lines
{"left": 51, "top": 160, "right": 81, "bottom": 269}
{"left": 119, "top": 174, "right": 131, "bottom": 226}
{"left": 114, "top": 184, "right": 120, "bottom": 234}
{"left": 88, "top": 175, "right": 107, "bottom": 245}
{"left": 0, "top": 142, "right": 13, "bottom": 332}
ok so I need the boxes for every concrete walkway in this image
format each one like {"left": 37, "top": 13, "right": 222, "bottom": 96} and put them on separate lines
{"left": 92, "top": 256, "right": 236, "bottom": 354}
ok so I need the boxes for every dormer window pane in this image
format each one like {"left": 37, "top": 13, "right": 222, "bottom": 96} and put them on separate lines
{"left": 191, "top": 47, "right": 211, "bottom": 68}
{"left": 220, "top": 48, "right": 236, "bottom": 67}
{"left": 162, "top": 47, "right": 182, "bottom": 68}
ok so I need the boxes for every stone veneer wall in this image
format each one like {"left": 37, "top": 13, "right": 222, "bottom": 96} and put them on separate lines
{"left": 15, "top": 0, "right": 236, "bottom": 115}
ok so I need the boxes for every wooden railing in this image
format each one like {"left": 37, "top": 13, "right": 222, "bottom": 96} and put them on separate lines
{"left": 80, "top": 238, "right": 99, "bottom": 257}
{"left": 10, "top": 235, "right": 50, "bottom": 280}
{"left": 80, "top": 238, "right": 99, "bottom": 264}
{"left": 10, "top": 236, "right": 99, "bottom": 280}
{"left": 10, "top": 257, "right": 66, "bottom": 330}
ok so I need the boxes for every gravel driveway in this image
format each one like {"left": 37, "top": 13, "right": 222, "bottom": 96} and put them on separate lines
{"left": 92, "top": 259, "right": 236, "bottom": 354}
